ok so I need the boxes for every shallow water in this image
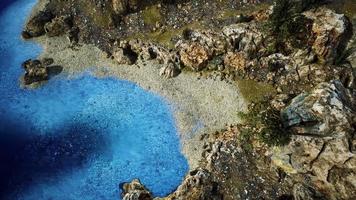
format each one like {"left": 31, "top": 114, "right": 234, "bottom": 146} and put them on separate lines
{"left": 0, "top": 0, "right": 188, "bottom": 199}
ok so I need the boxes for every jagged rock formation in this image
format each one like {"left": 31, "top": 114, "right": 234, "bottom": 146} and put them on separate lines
{"left": 121, "top": 179, "right": 153, "bottom": 200}
{"left": 21, "top": 58, "right": 62, "bottom": 87}
{"left": 273, "top": 80, "right": 356, "bottom": 200}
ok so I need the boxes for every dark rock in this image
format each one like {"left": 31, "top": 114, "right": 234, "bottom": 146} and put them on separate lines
{"left": 44, "top": 15, "right": 72, "bottom": 37}
{"left": 22, "top": 11, "right": 54, "bottom": 39}
{"left": 21, "top": 58, "right": 60, "bottom": 86}
{"left": 293, "top": 183, "right": 325, "bottom": 200}
{"left": 21, "top": 59, "right": 49, "bottom": 85}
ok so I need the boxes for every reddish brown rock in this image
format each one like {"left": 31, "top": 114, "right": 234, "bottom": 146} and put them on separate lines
{"left": 179, "top": 42, "right": 210, "bottom": 71}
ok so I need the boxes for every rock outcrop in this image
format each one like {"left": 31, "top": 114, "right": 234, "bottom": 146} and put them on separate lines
{"left": 44, "top": 15, "right": 72, "bottom": 37}
{"left": 112, "top": 39, "right": 181, "bottom": 78}
{"left": 304, "top": 7, "right": 351, "bottom": 64}
{"left": 121, "top": 179, "right": 153, "bottom": 200}
{"left": 22, "top": 11, "right": 54, "bottom": 39}
{"left": 273, "top": 80, "right": 356, "bottom": 199}
{"left": 21, "top": 58, "right": 62, "bottom": 86}
{"left": 21, "top": 59, "right": 50, "bottom": 85}
{"left": 178, "top": 42, "right": 210, "bottom": 71}
{"left": 165, "top": 168, "right": 222, "bottom": 200}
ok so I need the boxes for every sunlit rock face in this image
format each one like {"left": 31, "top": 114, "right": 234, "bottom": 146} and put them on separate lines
{"left": 0, "top": 1, "right": 188, "bottom": 199}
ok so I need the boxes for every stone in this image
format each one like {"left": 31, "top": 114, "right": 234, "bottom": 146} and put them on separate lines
{"left": 303, "top": 8, "right": 351, "bottom": 64}
{"left": 273, "top": 80, "right": 356, "bottom": 199}
{"left": 112, "top": 47, "right": 136, "bottom": 65}
{"left": 44, "top": 15, "right": 72, "bottom": 37}
{"left": 224, "top": 52, "right": 248, "bottom": 70}
{"left": 121, "top": 179, "right": 152, "bottom": 200}
{"left": 222, "top": 23, "right": 263, "bottom": 58}
{"left": 21, "top": 59, "right": 49, "bottom": 85}
{"left": 179, "top": 42, "right": 210, "bottom": 71}
{"left": 22, "top": 11, "right": 54, "bottom": 39}
{"left": 113, "top": 39, "right": 176, "bottom": 66}
{"left": 159, "top": 62, "right": 180, "bottom": 78}
{"left": 166, "top": 168, "right": 222, "bottom": 200}
{"left": 281, "top": 80, "right": 355, "bottom": 135}
{"left": 293, "top": 183, "right": 325, "bottom": 200}
{"left": 112, "top": 0, "right": 139, "bottom": 15}
{"left": 182, "top": 29, "right": 228, "bottom": 56}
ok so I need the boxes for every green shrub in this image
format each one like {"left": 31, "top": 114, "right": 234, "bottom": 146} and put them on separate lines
{"left": 238, "top": 101, "right": 291, "bottom": 146}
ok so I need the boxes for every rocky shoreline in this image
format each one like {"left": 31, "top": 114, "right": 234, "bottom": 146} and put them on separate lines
{"left": 21, "top": 0, "right": 355, "bottom": 199}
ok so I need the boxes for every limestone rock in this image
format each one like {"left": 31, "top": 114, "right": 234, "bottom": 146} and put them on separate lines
{"left": 112, "top": 0, "right": 139, "bottom": 15}
{"left": 304, "top": 8, "right": 351, "bottom": 64}
{"left": 121, "top": 179, "right": 152, "bottom": 200}
{"left": 222, "top": 23, "right": 263, "bottom": 58}
{"left": 112, "top": 47, "right": 137, "bottom": 65}
{"left": 113, "top": 39, "right": 176, "bottom": 66}
{"left": 293, "top": 183, "right": 325, "bottom": 200}
{"left": 224, "top": 52, "right": 248, "bottom": 70}
{"left": 179, "top": 42, "right": 210, "bottom": 71}
{"left": 273, "top": 80, "right": 356, "bottom": 199}
{"left": 281, "top": 80, "right": 355, "bottom": 135}
{"left": 159, "top": 63, "right": 180, "bottom": 78}
{"left": 182, "top": 29, "right": 228, "bottom": 56}
{"left": 166, "top": 168, "right": 222, "bottom": 200}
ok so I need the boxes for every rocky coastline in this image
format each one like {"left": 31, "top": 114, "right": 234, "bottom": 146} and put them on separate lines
{"left": 21, "top": 0, "right": 355, "bottom": 199}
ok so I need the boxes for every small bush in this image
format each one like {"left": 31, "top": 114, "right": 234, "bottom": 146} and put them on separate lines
{"left": 238, "top": 101, "right": 291, "bottom": 146}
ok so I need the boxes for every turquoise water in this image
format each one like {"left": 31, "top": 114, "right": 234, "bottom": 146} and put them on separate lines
{"left": 0, "top": 1, "right": 188, "bottom": 199}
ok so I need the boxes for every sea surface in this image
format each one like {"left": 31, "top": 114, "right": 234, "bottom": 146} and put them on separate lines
{"left": 0, "top": 0, "right": 188, "bottom": 199}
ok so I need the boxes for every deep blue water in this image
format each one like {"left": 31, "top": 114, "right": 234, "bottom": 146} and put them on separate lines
{"left": 0, "top": 0, "right": 188, "bottom": 199}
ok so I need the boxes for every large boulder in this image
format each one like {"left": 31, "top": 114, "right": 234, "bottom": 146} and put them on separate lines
{"left": 224, "top": 52, "right": 248, "bottom": 70}
{"left": 281, "top": 80, "right": 355, "bottom": 135}
{"left": 273, "top": 80, "right": 356, "bottom": 199}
